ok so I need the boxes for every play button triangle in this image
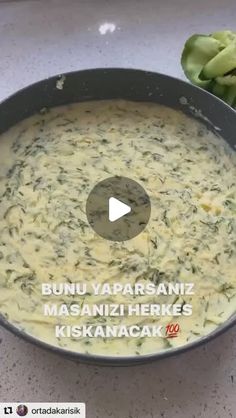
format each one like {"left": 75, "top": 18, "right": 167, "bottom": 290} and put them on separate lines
{"left": 109, "top": 197, "right": 131, "bottom": 222}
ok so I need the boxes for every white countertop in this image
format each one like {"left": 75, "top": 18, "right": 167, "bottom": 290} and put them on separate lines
{"left": 0, "top": 1, "right": 236, "bottom": 417}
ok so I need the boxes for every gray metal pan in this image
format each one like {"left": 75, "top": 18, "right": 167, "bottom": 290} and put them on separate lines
{"left": 0, "top": 68, "right": 235, "bottom": 366}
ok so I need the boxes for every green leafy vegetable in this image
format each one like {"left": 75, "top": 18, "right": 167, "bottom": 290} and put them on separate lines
{"left": 181, "top": 30, "right": 236, "bottom": 107}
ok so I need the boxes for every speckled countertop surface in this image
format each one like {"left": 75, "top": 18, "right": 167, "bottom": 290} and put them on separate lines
{"left": 0, "top": 0, "right": 236, "bottom": 417}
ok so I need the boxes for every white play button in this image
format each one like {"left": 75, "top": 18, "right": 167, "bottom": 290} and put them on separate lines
{"left": 86, "top": 176, "right": 151, "bottom": 241}
{"left": 109, "top": 197, "right": 131, "bottom": 222}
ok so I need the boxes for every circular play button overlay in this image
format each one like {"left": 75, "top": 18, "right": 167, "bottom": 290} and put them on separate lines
{"left": 86, "top": 176, "right": 151, "bottom": 241}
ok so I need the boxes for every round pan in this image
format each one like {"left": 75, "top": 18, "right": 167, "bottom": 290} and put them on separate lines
{"left": 0, "top": 68, "right": 235, "bottom": 366}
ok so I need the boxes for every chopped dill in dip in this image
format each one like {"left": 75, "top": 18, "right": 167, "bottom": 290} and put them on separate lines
{"left": 0, "top": 100, "right": 235, "bottom": 356}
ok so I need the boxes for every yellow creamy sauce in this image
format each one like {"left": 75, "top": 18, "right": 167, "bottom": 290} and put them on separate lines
{"left": 0, "top": 100, "right": 235, "bottom": 356}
